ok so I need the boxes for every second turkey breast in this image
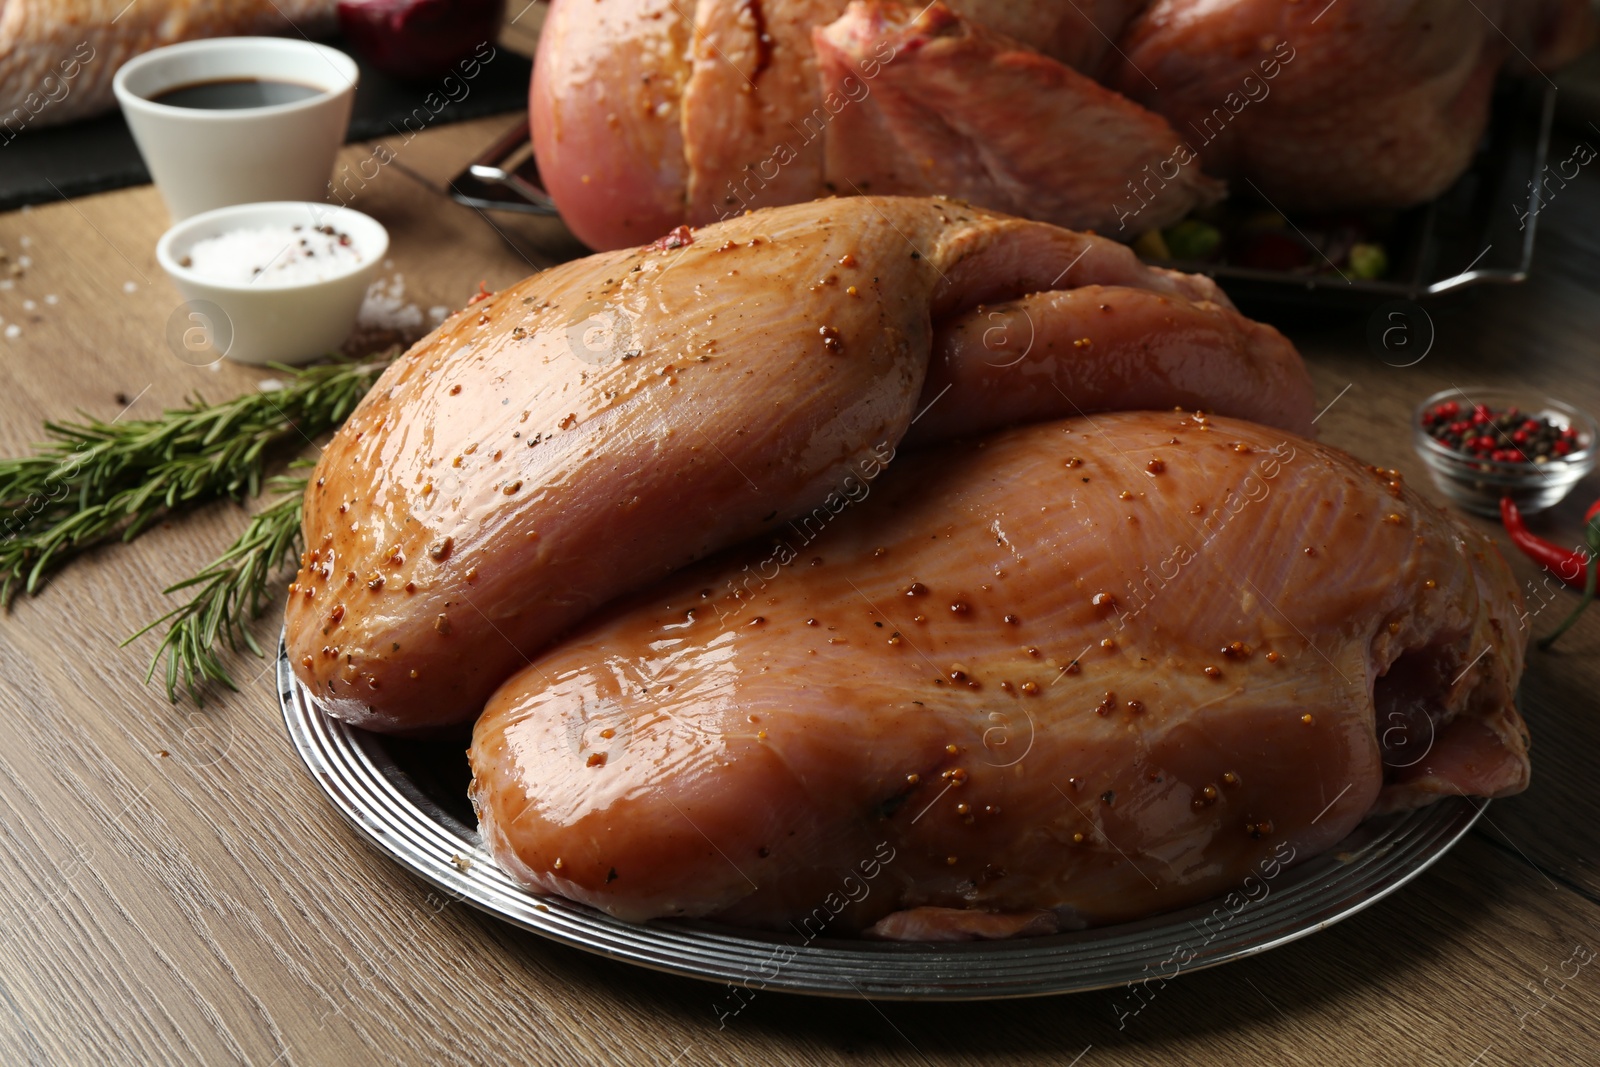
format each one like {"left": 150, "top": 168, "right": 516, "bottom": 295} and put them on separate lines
{"left": 469, "top": 412, "right": 1527, "bottom": 937}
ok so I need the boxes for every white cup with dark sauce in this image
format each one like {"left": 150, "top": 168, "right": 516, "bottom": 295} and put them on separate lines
{"left": 113, "top": 37, "right": 358, "bottom": 221}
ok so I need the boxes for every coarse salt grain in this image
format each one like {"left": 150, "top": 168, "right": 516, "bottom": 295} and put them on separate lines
{"left": 185, "top": 224, "right": 365, "bottom": 286}
{"left": 358, "top": 274, "right": 424, "bottom": 335}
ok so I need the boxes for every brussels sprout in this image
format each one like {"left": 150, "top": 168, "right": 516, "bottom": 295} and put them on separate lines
{"left": 1163, "top": 219, "right": 1223, "bottom": 261}
{"left": 1349, "top": 242, "right": 1388, "bottom": 280}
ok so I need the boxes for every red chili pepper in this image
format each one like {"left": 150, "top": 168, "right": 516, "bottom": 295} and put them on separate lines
{"left": 467, "top": 280, "right": 494, "bottom": 305}
{"left": 1532, "top": 498, "right": 1600, "bottom": 651}
{"left": 1501, "top": 497, "right": 1590, "bottom": 589}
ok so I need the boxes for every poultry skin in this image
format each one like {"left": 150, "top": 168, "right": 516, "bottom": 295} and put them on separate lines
{"left": 813, "top": 3, "right": 1224, "bottom": 236}
{"left": 469, "top": 412, "right": 1528, "bottom": 938}
{"left": 530, "top": 0, "right": 1595, "bottom": 248}
{"left": 532, "top": 0, "right": 1221, "bottom": 250}
{"left": 285, "top": 196, "right": 1312, "bottom": 733}
{"left": 1106, "top": 0, "right": 1503, "bottom": 211}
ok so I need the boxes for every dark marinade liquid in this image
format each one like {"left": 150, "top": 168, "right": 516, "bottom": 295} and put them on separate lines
{"left": 150, "top": 78, "right": 325, "bottom": 110}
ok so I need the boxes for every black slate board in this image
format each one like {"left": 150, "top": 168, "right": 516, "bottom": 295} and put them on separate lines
{"left": 0, "top": 36, "right": 532, "bottom": 212}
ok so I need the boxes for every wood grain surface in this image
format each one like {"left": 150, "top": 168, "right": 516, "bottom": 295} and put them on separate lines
{"left": 0, "top": 86, "right": 1598, "bottom": 1067}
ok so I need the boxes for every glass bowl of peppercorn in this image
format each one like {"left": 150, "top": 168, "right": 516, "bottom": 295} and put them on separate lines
{"left": 1414, "top": 389, "right": 1595, "bottom": 517}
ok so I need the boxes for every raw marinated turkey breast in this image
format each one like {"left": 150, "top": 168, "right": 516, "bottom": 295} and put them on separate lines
{"left": 531, "top": 0, "right": 1596, "bottom": 249}
{"left": 281, "top": 193, "right": 1527, "bottom": 938}
{"left": 469, "top": 412, "right": 1528, "bottom": 937}
{"left": 532, "top": 0, "right": 1220, "bottom": 250}
{"left": 285, "top": 196, "right": 1312, "bottom": 733}
{"left": 812, "top": 2, "right": 1224, "bottom": 236}
{"left": 1105, "top": 0, "right": 1503, "bottom": 211}
{"left": 1068, "top": 0, "right": 1592, "bottom": 211}
{"left": 0, "top": 0, "right": 334, "bottom": 133}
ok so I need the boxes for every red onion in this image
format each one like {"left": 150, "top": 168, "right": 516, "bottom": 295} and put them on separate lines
{"left": 338, "top": 0, "right": 506, "bottom": 81}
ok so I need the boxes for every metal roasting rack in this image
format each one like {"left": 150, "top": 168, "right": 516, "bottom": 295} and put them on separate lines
{"left": 450, "top": 81, "right": 1555, "bottom": 305}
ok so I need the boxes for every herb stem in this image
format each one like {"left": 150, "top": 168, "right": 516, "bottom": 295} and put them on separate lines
{"left": 124, "top": 478, "right": 309, "bottom": 703}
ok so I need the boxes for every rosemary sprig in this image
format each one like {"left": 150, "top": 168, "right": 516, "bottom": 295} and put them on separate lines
{"left": 0, "top": 358, "right": 386, "bottom": 605}
{"left": 125, "top": 477, "right": 309, "bottom": 703}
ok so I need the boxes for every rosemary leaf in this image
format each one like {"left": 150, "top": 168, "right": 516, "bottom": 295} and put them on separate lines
{"left": 124, "top": 478, "right": 309, "bottom": 704}
{"left": 0, "top": 357, "right": 387, "bottom": 606}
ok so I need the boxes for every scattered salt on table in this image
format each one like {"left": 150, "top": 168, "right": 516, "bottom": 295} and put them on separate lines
{"left": 358, "top": 274, "right": 424, "bottom": 335}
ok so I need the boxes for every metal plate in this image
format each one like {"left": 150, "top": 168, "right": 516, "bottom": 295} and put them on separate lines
{"left": 279, "top": 635, "right": 1484, "bottom": 1000}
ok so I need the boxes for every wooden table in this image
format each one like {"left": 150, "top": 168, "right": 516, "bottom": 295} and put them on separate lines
{"left": 1, "top": 101, "right": 1598, "bottom": 1067}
